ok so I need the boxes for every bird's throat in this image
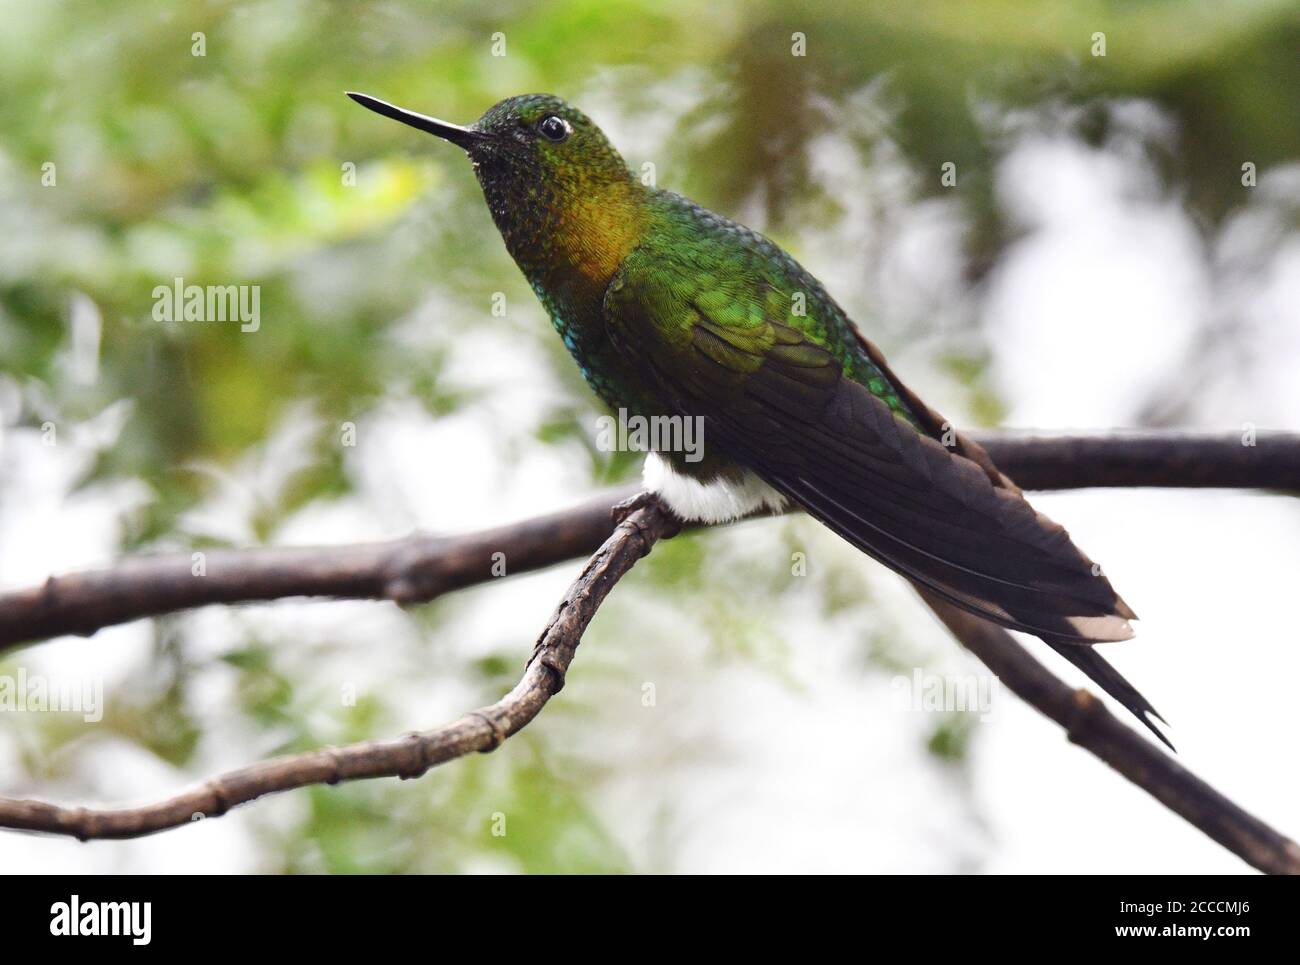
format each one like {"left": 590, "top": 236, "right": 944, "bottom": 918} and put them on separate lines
{"left": 480, "top": 172, "right": 648, "bottom": 308}
{"left": 477, "top": 170, "right": 655, "bottom": 411}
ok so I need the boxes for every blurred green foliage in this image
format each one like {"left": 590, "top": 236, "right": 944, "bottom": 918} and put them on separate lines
{"left": 3, "top": 0, "right": 1294, "bottom": 530}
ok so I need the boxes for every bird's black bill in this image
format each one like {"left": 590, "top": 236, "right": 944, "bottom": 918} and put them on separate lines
{"left": 346, "top": 91, "right": 483, "bottom": 150}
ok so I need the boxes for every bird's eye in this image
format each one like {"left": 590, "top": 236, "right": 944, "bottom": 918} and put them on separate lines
{"left": 537, "top": 115, "right": 571, "bottom": 143}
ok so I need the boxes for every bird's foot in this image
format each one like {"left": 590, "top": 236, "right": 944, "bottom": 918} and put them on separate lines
{"left": 611, "top": 490, "right": 682, "bottom": 540}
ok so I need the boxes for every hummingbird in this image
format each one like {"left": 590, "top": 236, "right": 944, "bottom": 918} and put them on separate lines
{"left": 347, "top": 90, "right": 1170, "bottom": 749}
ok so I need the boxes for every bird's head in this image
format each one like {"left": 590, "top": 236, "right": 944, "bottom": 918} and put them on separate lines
{"left": 348, "top": 91, "right": 634, "bottom": 213}
{"left": 347, "top": 90, "right": 644, "bottom": 288}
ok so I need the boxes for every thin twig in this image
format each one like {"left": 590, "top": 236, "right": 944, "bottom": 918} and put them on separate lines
{"left": 0, "top": 501, "right": 679, "bottom": 840}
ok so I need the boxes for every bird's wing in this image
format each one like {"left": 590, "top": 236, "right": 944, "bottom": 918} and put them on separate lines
{"left": 603, "top": 246, "right": 1172, "bottom": 747}
{"left": 601, "top": 246, "right": 1136, "bottom": 645}
{"left": 842, "top": 319, "right": 1170, "bottom": 747}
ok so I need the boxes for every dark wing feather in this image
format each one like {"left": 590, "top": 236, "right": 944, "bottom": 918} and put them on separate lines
{"left": 604, "top": 247, "right": 1170, "bottom": 747}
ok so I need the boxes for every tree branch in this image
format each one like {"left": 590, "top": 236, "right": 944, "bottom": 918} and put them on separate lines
{"left": 1, "top": 430, "right": 1295, "bottom": 654}
{"left": 1, "top": 430, "right": 1297, "bottom": 872}
{"left": 917, "top": 589, "right": 1300, "bottom": 875}
{"left": 0, "top": 501, "right": 680, "bottom": 840}
{"left": 0, "top": 489, "right": 633, "bottom": 655}
{"left": 968, "top": 429, "right": 1300, "bottom": 490}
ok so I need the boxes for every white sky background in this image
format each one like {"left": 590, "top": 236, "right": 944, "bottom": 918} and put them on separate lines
{"left": 978, "top": 128, "right": 1300, "bottom": 873}
{"left": 1, "top": 92, "right": 1297, "bottom": 874}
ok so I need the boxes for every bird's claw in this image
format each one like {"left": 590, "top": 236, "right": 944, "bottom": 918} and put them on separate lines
{"left": 611, "top": 490, "right": 661, "bottom": 526}
{"left": 611, "top": 491, "right": 682, "bottom": 539}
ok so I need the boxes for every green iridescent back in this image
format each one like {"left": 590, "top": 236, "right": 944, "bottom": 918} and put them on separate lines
{"left": 635, "top": 189, "right": 920, "bottom": 426}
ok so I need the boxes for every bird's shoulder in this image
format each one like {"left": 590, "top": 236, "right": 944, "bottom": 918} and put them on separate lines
{"left": 632, "top": 190, "right": 832, "bottom": 310}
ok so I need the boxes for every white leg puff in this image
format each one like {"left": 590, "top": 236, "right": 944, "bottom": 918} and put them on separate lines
{"left": 642, "top": 453, "right": 788, "bottom": 524}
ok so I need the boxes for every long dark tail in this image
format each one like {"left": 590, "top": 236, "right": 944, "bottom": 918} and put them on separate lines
{"left": 1045, "top": 637, "right": 1173, "bottom": 750}
{"left": 637, "top": 315, "right": 1172, "bottom": 747}
{"left": 732, "top": 375, "right": 1172, "bottom": 747}
{"left": 838, "top": 333, "right": 1174, "bottom": 749}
